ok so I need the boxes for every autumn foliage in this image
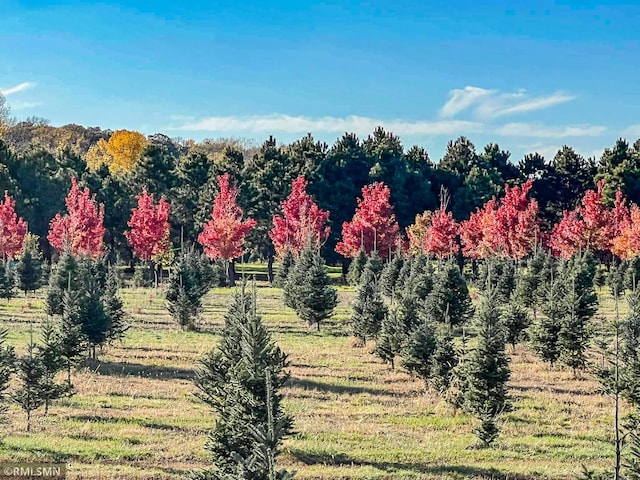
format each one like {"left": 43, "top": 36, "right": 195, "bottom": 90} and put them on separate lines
{"left": 48, "top": 178, "right": 105, "bottom": 257}
{"left": 0, "top": 191, "right": 28, "bottom": 260}
{"left": 549, "top": 180, "right": 623, "bottom": 258}
{"left": 125, "top": 189, "right": 171, "bottom": 262}
{"left": 336, "top": 182, "right": 400, "bottom": 259}
{"left": 86, "top": 130, "right": 148, "bottom": 174}
{"left": 460, "top": 180, "right": 539, "bottom": 260}
{"left": 198, "top": 174, "right": 256, "bottom": 261}
{"left": 423, "top": 206, "right": 458, "bottom": 259}
{"left": 269, "top": 175, "right": 330, "bottom": 257}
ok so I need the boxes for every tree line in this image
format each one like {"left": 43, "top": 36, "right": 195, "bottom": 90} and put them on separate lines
{"left": 2, "top": 118, "right": 640, "bottom": 270}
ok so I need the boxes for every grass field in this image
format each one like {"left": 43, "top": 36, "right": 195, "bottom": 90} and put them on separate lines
{"left": 0, "top": 280, "right": 625, "bottom": 480}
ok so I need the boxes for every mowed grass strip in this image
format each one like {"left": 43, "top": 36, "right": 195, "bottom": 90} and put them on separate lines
{"left": 0, "top": 283, "right": 624, "bottom": 479}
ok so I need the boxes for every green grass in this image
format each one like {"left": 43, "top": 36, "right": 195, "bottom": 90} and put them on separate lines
{"left": 0, "top": 284, "right": 626, "bottom": 479}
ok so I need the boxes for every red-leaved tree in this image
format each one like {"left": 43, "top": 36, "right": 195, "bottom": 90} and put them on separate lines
{"left": 549, "top": 180, "right": 615, "bottom": 258}
{"left": 125, "top": 189, "right": 171, "bottom": 262}
{"left": 269, "top": 175, "right": 330, "bottom": 257}
{"left": 424, "top": 206, "right": 458, "bottom": 259}
{"left": 460, "top": 181, "right": 539, "bottom": 260}
{"left": 336, "top": 182, "right": 400, "bottom": 259}
{"left": 493, "top": 180, "right": 540, "bottom": 260}
{"left": 198, "top": 174, "right": 256, "bottom": 285}
{"left": 48, "top": 178, "right": 105, "bottom": 257}
{"left": 0, "top": 191, "right": 28, "bottom": 261}
{"left": 460, "top": 198, "right": 498, "bottom": 259}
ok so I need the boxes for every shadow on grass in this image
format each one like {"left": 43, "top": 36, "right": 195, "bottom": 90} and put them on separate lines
{"left": 4, "top": 443, "right": 81, "bottom": 463}
{"left": 287, "top": 377, "right": 388, "bottom": 396}
{"left": 82, "top": 359, "right": 194, "bottom": 381}
{"left": 290, "top": 450, "right": 546, "bottom": 479}
{"left": 68, "top": 414, "right": 193, "bottom": 433}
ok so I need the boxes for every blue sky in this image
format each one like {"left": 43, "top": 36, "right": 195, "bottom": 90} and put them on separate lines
{"left": 1, "top": 0, "right": 639, "bottom": 161}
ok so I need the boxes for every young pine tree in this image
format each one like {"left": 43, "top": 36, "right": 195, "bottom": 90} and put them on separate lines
{"left": 427, "top": 261, "right": 473, "bottom": 327}
{"left": 461, "top": 289, "right": 510, "bottom": 447}
{"left": 396, "top": 254, "right": 434, "bottom": 336}
{"left": 166, "top": 247, "right": 215, "bottom": 330}
{"left": 77, "top": 263, "right": 111, "bottom": 360}
{"left": 191, "top": 285, "right": 294, "bottom": 480}
{"left": 558, "top": 254, "right": 597, "bottom": 375}
{"left": 400, "top": 317, "right": 437, "bottom": 384}
{"left": 0, "top": 260, "right": 16, "bottom": 302}
{"left": 380, "top": 253, "right": 404, "bottom": 298}
{"left": 273, "top": 248, "right": 294, "bottom": 288}
{"left": 58, "top": 290, "right": 86, "bottom": 386}
{"left": 515, "top": 250, "right": 546, "bottom": 322}
{"left": 12, "top": 333, "right": 46, "bottom": 432}
{"left": 502, "top": 300, "right": 531, "bottom": 350}
{"left": 430, "top": 329, "right": 459, "bottom": 394}
{"left": 46, "top": 248, "right": 78, "bottom": 316}
{"left": 530, "top": 274, "right": 567, "bottom": 367}
{"left": 37, "top": 321, "right": 68, "bottom": 415}
{"left": 347, "top": 248, "right": 367, "bottom": 286}
{"left": 351, "top": 253, "right": 387, "bottom": 344}
{"left": 291, "top": 247, "right": 337, "bottom": 331}
{"left": 103, "top": 266, "right": 128, "bottom": 343}
{"left": 16, "top": 235, "right": 43, "bottom": 296}
{"left": 375, "top": 309, "right": 403, "bottom": 369}
{"left": 0, "top": 328, "right": 16, "bottom": 425}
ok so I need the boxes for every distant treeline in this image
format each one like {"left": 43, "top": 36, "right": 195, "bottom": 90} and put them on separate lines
{"left": 1, "top": 120, "right": 639, "bottom": 264}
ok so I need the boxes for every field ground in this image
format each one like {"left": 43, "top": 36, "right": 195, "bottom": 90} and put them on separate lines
{"left": 0, "top": 278, "right": 627, "bottom": 480}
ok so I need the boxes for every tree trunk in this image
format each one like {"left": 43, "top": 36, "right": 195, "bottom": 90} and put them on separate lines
{"left": 26, "top": 409, "right": 31, "bottom": 432}
{"left": 228, "top": 260, "right": 236, "bottom": 287}
{"left": 267, "top": 255, "right": 274, "bottom": 283}
{"left": 341, "top": 259, "right": 349, "bottom": 285}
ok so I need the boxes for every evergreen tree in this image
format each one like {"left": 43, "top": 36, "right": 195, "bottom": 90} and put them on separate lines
{"left": 626, "top": 258, "right": 640, "bottom": 292}
{"left": 16, "top": 236, "right": 43, "bottom": 295}
{"left": 46, "top": 248, "right": 78, "bottom": 316}
{"left": 515, "top": 250, "right": 546, "bottom": 321}
{"left": 36, "top": 321, "right": 67, "bottom": 414}
{"left": 427, "top": 261, "right": 473, "bottom": 327}
{"left": 351, "top": 253, "right": 387, "bottom": 344}
{"left": 375, "top": 309, "right": 403, "bottom": 369}
{"left": 558, "top": 253, "right": 597, "bottom": 375}
{"left": 58, "top": 290, "right": 85, "bottom": 386}
{"left": 380, "top": 252, "right": 404, "bottom": 298}
{"left": 396, "top": 254, "right": 433, "bottom": 336}
{"left": 461, "top": 289, "right": 510, "bottom": 447}
{"left": 0, "top": 328, "right": 15, "bottom": 425}
{"left": 12, "top": 333, "right": 46, "bottom": 432}
{"left": 478, "top": 257, "right": 516, "bottom": 302}
{"left": 191, "top": 285, "right": 294, "bottom": 480}
{"left": 166, "top": 247, "right": 215, "bottom": 330}
{"left": 0, "top": 260, "right": 15, "bottom": 302}
{"left": 430, "top": 329, "right": 459, "bottom": 394}
{"left": 291, "top": 248, "right": 337, "bottom": 331}
{"left": 77, "top": 262, "right": 110, "bottom": 360}
{"left": 282, "top": 250, "right": 306, "bottom": 310}
{"left": 530, "top": 277, "right": 566, "bottom": 367}
{"left": 273, "top": 248, "right": 294, "bottom": 288}
{"left": 103, "top": 266, "right": 128, "bottom": 343}
{"left": 346, "top": 248, "right": 367, "bottom": 286}
{"left": 400, "top": 318, "right": 437, "bottom": 383}
{"left": 502, "top": 301, "right": 531, "bottom": 350}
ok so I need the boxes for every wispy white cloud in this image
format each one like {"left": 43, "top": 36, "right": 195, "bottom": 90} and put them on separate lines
{"left": 623, "top": 125, "right": 640, "bottom": 138}
{"left": 440, "top": 86, "right": 574, "bottom": 119}
{"left": 495, "top": 123, "right": 606, "bottom": 138}
{"left": 11, "top": 101, "right": 43, "bottom": 110}
{"left": 439, "top": 86, "right": 494, "bottom": 118}
{"left": 0, "top": 82, "right": 35, "bottom": 96}
{"left": 174, "top": 114, "right": 485, "bottom": 136}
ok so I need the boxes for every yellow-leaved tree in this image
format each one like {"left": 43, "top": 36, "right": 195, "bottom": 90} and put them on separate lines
{"left": 86, "top": 130, "right": 147, "bottom": 174}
